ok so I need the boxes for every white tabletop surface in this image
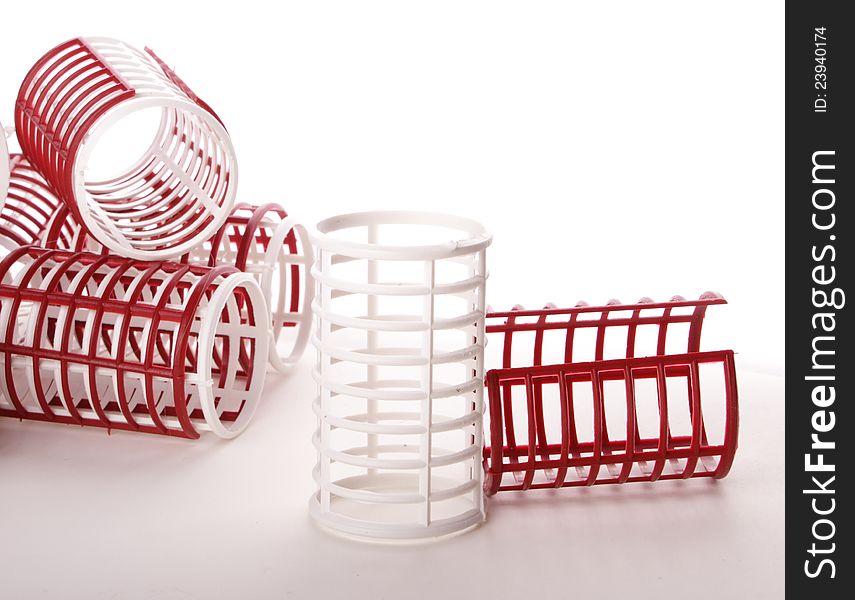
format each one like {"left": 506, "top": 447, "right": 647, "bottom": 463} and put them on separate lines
{"left": 0, "top": 356, "right": 783, "bottom": 600}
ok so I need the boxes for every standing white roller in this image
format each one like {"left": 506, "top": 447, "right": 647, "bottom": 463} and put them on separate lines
{"left": 310, "top": 211, "right": 492, "bottom": 540}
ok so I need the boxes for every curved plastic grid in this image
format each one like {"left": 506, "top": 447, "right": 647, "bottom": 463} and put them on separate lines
{"left": 189, "top": 203, "right": 313, "bottom": 371}
{"left": 311, "top": 211, "right": 492, "bottom": 540}
{"left": 482, "top": 295, "right": 738, "bottom": 494}
{"left": 42, "top": 202, "right": 313, "bottom": 371}
{"left": 14, "top": 37, "right": 237, "bottom": 260}
{"left": 485, "top": 294, "right": 728, "bottom": 368}
{"left": 0, "top": 155, "right": 65, "bottom": 250}
{"left": 0, "top": 125, "right": 8, "bottom": 212}
{"left": 0, "top": 247, "right": 269, "bottom": 439}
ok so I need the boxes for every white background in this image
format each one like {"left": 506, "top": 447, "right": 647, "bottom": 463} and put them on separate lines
{"left": 0, "top": 2, "right": 784, "bottom": 599}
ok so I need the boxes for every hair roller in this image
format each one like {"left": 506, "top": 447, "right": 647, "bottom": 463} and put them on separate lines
{"left": 0, "top": 247, "right": 269, "bottom": 439}
{"left": 310, "top": 211, "right": 492, "bottom": 540}
{"left": 482, "top": 295, "right": 738, "bottom": 495}
{"left": 14, "top": 37, "right": 237, "bottom": 260}
{"left": 40, "top": 202, "right": 314, "bottom": 371}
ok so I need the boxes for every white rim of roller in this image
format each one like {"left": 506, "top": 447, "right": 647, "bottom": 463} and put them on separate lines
{"left": 71, "top": 96, "right": 238, "bottom": 261}
{"left": 308, "top": 494, "right": 485, "bottom": 541}
{"left": 197, "top": 271, "right": 270, "bottom": 438}
{"left": 264, "top": 217, "right": 315, "bottom": 372}
{"left": 312, "top": 210, "right": 492, "bottom": 261}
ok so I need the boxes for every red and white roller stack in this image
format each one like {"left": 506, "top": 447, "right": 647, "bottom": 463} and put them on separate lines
{"left": 1, "top": 36, "right": 742, "bottom": 540}
{"left": 307, "top": 210, "right": 740, "bottom": 541}
{"left": 0, "top": 37, "right": 314, "bottom": 439}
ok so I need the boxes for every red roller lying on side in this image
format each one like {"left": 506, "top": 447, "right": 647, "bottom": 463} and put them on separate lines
{"left": 0, "top": 174, "right": 313, "bottom": 371}
{"left": 41, "top": 202, "right": 314, "bottom": 372}
{"left": 0, "top": 123, "right": 8, "bottom": 211}
{"left": 0, "top": 247, "right": 269, "bottom": 438}
{"left": 482, "top": 294, "right": 739, "bottom": 495}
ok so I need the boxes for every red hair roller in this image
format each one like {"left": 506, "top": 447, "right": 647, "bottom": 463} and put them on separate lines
{"left": 0, "top": 247, "right": 269, "bottom": 438}
{"left": 39, "top": 202, "right": 313, "bottom": 372}
{"left": 14, "top": 37, "right": 237, "bottom": 260}
{"left": 482, "top": 294, "right": 739, "bottom": 495}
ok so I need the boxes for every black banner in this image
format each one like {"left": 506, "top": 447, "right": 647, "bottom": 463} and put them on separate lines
{"left": 786, "top": 2, "right": 852, "bottom": 596}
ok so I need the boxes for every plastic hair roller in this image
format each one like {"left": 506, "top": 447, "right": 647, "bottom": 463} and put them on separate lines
{"left": 0, "top": 247, "right": 269, "bottom": 439}
{"left": 39, "top": 202, "right": 314, "bottom": 371}
{"left": 0, "top": 125, "right": 8, "bottom": 213}
{"left": 482, "top": 294, "right": 739, "bottom": 495}
{"left": 14, "top": 37, "right": 237, "bottom": 260}
{"left": 0, "top": 155, "right": 66, "bottom": 251}
{"left": 310, "top": 211, "right": 492, "bottom": 540}
{"left": 186, "top": 203, "right": 313, "bottom": 371}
